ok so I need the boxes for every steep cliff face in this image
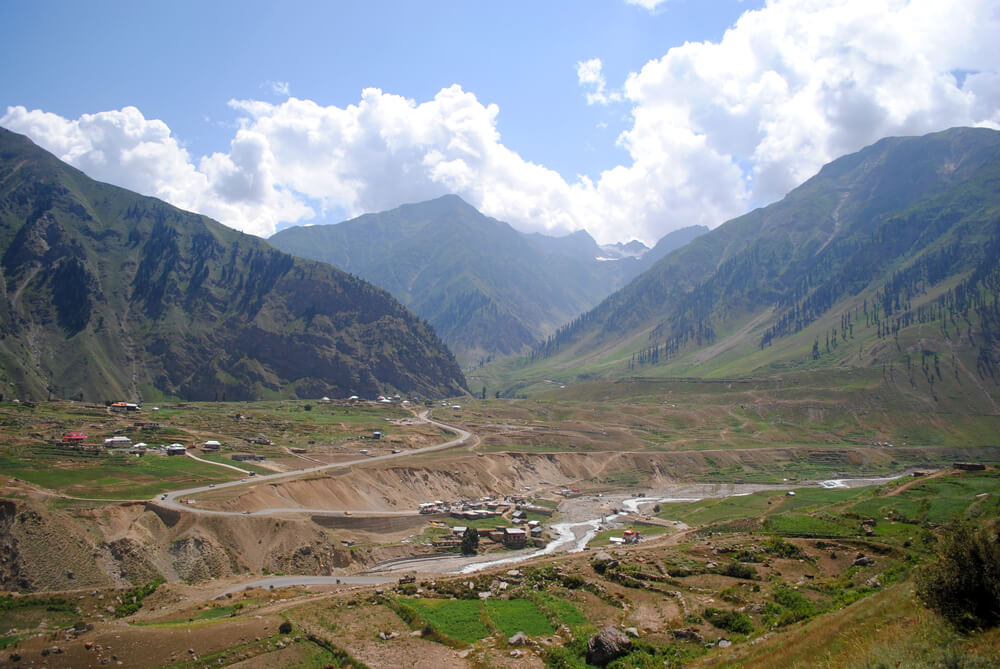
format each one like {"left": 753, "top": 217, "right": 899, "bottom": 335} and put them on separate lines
{"left": 0, "top": 127, "right": 467, "bottom": 402}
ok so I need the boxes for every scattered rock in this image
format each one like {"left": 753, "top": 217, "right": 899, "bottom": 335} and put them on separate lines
{"left": 624, "top": 627, "right": 639, "bottom": 638}
{"left": 718, "top": 639, "right": 732, "bottom": 648}
{"left": 671, "top": 629, "right": 704, "bottom": 643}
{"left": 586, "top": 625, "right": 632, "bottom": 666}
{"left": 508, "top": 632, "right": 528, "bottom": 646}
{"left": 706, "top": 562, "right": 718, "bottom": 569}
{"left": 510, "top": 649, "right": 522, "bottom": 658}
{"left": 853, "top": 554, "right": 875, "bottom": 567}
{"left": 866, "top": 576, "right": 882, "bottom": 588}
{"left": 409, "top": 630, "right": 423, "bottom": 638}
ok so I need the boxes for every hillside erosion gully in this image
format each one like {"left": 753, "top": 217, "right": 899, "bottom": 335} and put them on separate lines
{"left": 151, "top": 410, "right": 474, "bottom": 518}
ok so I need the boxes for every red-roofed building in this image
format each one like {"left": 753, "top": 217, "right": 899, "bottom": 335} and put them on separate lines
{"left": 62, "top": 432, "right": 87, "bottom": 444}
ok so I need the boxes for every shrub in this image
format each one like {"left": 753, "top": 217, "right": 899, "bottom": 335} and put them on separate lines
{"left": 113, "top": 579, "right": 163, "bottom": 618}
{"left": 703, "top": 607, "right": 754, "bottom": 635}
{"left": 763, "top": 537, "right": 804, "bottom": 559}
{"left": 721, "top": 562, "right": 757, "bottom": 580}
{"left": 915, "top": 520, "right": 1000, "bottom": 632}
{"left": 771, "top": 586, "right": 818, "bottom": 626}
{"left": 278, "top": 620, "right": 293, "bottom": 634}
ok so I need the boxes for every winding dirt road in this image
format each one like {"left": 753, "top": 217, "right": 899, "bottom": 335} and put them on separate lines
{"left": 154, "top": 410, "right": 473, "bottom": 518}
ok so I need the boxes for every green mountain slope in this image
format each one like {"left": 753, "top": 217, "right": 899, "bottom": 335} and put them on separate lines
{"left": 269, "top": 195, "right": 706, "bottom": 364}
{"left": 0, "top": 128, "right": 467, "bottom": 401}
{"left": 517, "top": 128, "right": 1000, "bottom": 399}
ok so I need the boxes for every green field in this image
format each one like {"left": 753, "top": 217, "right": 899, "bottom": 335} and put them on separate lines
{"left": 399, "top": 598, "right": 490, "bottom": 644}
{"left": 398, "top": 597, "right": 568, "bottom": 644}
{"left": 0, "top": 453, "right": 240, "bottom": 498}
{"left": 655, "top": 471, "right": 1000, "bottom": 541}
{"left": 484, "top": 598, "right": 556, "bottom": 636}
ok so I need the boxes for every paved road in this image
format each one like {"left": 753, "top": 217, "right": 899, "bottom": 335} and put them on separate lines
{"left": 155, "top": 410, "right": 473, "bottom": 518}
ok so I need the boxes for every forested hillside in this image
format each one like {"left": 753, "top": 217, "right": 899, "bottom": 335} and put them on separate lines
{"left": 527, "top": 128, "right": 1000, "bottom": 392}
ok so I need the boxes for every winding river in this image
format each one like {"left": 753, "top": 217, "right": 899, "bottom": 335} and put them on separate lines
{"left": 215, "top": 473, "right": 908, "bottom": 595}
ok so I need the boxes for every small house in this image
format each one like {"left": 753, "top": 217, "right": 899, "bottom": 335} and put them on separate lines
{"left": 202, "top": 440, "right": 222, "bottom": 451}
{"left": 104, "top": 436, "right": 133, "bottom": 447}
{"left": 372, "top": 430, "right": 382, "bottom": 440}
{"left": 502, "top": 527, "right": 527, "bottom": 548}
{"left": 165, "top": 443, "right": 186, "bottom": 456}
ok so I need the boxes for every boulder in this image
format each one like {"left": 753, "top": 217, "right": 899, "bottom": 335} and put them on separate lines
{"left": 671, "top": 629, "right": 705, "bottom": 643}
{"left": 508, "top": 631, "right": 529, "bottom": 646}
{"left": 591, "top": 551, "right": 618, "bottom": 573}
{"left": 586, "top": 625, "right": 632, "bottom": 666}
{"left": 853, "top": 554, "right": 875, "bottom": 567}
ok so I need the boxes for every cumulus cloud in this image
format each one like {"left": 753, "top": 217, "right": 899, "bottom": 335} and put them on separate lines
{"left": 3, "top": 0, "right": 999, "bottom": 245}
{"left": 0, "top": 105, "right": 312, "bottom": 237}
{"left": 623, "top": 0, "right": 1000, "bottom": 203}
{"left": 577, "top": 58, "right": 623, "bottom": 105}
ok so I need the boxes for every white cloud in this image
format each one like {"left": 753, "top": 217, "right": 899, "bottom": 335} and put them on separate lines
{"left": 623, "top": 0, "right": 1000, "bottom": 204}
{"left": 263, "top": 80, "right": 291, "bottom": 96}
{"left": 0, "top": 105, "right": 312, "bottom": 237}
{"left": 625, "top": 0, "right": 670, "bottom": 10}
{"left": 577, "top": 58, "right": 623, "bottom": 105}
{"left": 3, "top": 0, "right": 999, "bottom": 246}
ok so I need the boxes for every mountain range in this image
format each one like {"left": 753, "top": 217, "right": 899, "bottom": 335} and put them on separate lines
{"left": 0, "top": 128, "right": 467, "bottom": 402}
{"left": 519, "top": 126, "right": 1000, "bottom": 396}
{"left": 3, "top": 123, "right": 997, "bottom": 406}
{"left": 269, "top": 195, "right": 706, "bottom": 363}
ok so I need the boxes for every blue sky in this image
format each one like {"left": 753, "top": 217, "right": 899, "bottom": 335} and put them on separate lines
{"left": 2, "top": 0, "right": 998, "bottom": 244}
{"left": 1, "top": 1, "right": 756, "bottom": 180}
